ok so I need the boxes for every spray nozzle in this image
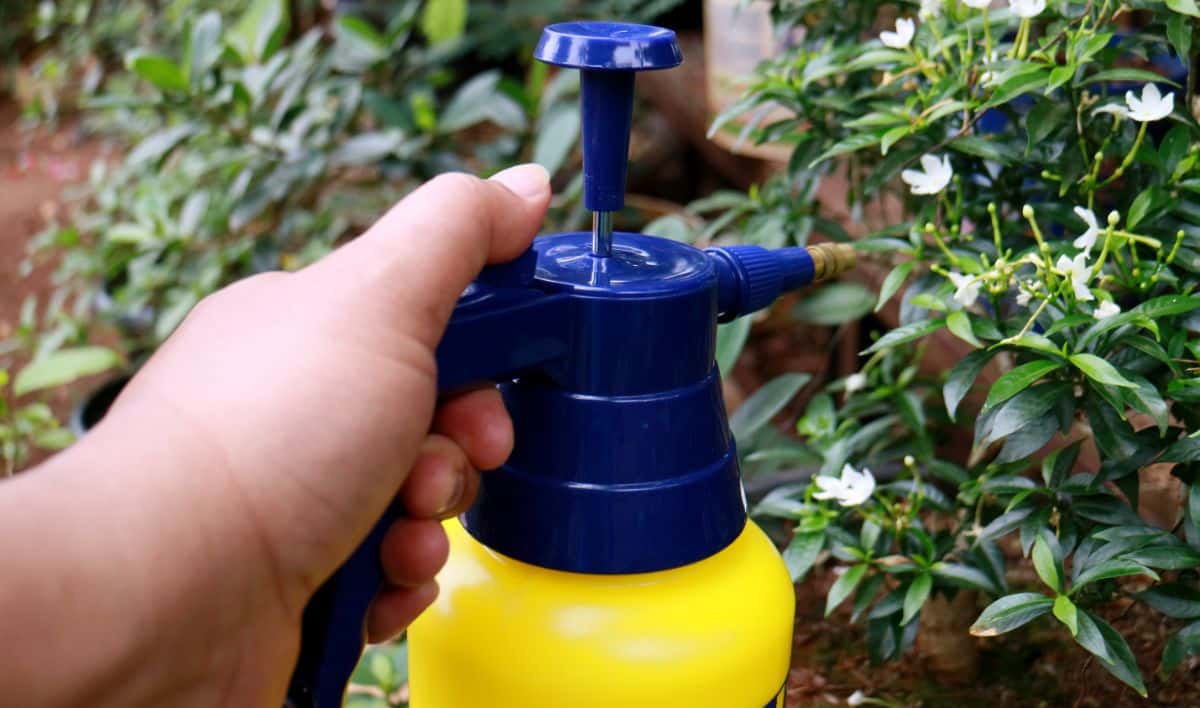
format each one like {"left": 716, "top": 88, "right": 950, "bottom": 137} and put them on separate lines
{"left": 534, "top": 22, "right": 682, "bottom": 256}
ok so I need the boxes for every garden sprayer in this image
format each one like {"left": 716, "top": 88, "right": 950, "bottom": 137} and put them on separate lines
{"left": 286, "top": 21, "right": 855, "bottom": 707}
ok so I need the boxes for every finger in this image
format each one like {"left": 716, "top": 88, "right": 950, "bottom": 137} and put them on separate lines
{"left": 432, "top": 387, "right": 514, "bottom": 470}
{"left": 380, "top": 518, "right": 449, "bottom": 586}
{"left": 366, "top": 581, "right": 439, "bottom": 643}
{"left": 305, "top": 163, "right": 551, "bottom": 347}
{"left": 401, "top": 434, "right": 481, "bottom": 519}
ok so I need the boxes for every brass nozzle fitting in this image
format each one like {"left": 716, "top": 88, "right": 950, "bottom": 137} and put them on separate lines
{"left": 806, "top": 243, "right": 856, "bottom": 282}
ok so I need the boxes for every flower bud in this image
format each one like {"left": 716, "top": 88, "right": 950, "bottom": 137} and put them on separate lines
{"left": 1107, "top": 211, "right": 1120, "bottom": 226}
{"left": 1021, "top": 204, "right": 1034, "bottom": 219}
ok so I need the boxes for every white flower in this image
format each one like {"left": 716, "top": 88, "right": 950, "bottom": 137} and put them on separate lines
{"left": 920, "top": 0, "right": 943, "bottom": 18}
{"left": 1016, "top": 285, "right": 1033, "bottom": 306}
{"left": 947, "top": 271, "right": 981, "bottom": 307}
{"left": 1072, "top": 206, "right": 1100, "bottom": 254}
{"left": 880, "top": 18, "right": 916, "bottom": 49}
{"left": 1009, "top": 0, "right": 1045, "bottom": 17}
{"left": 1094, "top": 300, "right": 1121, "bottom": 319}
{"left": 1093, "top": 102, "right": 1130, "bottom": 119}
{"left": 845, "top": 372, "right": 868, "bottom": 393}
{"left": 900, "top": 154, "right": 953, "bottom": 195}
{"left": 814, "top": 463, "right": 876, "bottom": 507}
{"left": 1056, "top": 253, "right": 1094, "bottom": 301}
{"left": 1125, "top": 83, "right": 1175, "bottom": 123}
{"left": 847, "top": 690, "right": 867, "bottom": 706}
{"left": 963, "top": 0, "right": 992, "bottom": 7}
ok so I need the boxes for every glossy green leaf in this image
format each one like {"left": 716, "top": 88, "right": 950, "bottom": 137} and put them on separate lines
{"left": 793, "top": 282, "right": 875, "bottom": 325}
{"left": 1070, "top": 353, "right": 1135, "bottom": 388}
{"left": 1162, "top": 621, "right": 1200, "bottom": 675}
{"left": 932, "top": 562, "right": 1002, "bottom": 594}
{"left": 14, "top": 347, "right": 121, "bottom": 396}
{"left": 229, "top": 0, "right": 289, "bottom": 63}
{"left": 876, "top": 262, "right": 912, "bottom": 312}
{"left": 715, "top": 317, "right": 751, "bottom": 375}
{"left": 1167, "top": 0, "right": 1200, "bottom": 17}
{"left": 902, "top": 573, "right": 932, "bottom": 625}
{"left": 1073, "top": 609, "right": 1110, "bottom": 663}
{"left": 826, "top": 563, "right": 868, "bottom": 616}
{"left": 1032, "top": 535, "right": 1061, "bottom": 592}
{"left": 1138, "top": 583, "right": 1200, "bottom": 619}
{"left": 783, "top": 531, "right": 825, "bottom": 582}
{"left": 1089, "top": 613, "right": 1148, "bottom": 696}
{"left": 970, "top": 592, "right": 1054, "bottom": 636}
{"left": 985, "top": 360, "right": 1063, "bottom": 410}
{"left": 946, "top": 310, "right": 983, "bottom": 348}
{"left": 944, "top": 348, "right": 995, "bottom": 420}
{"left": 1072, "top": 559, "right": 1158, "bottom": 590}
{"left": 985, "top": 382, "right": 1070, "bottom": 444}
{"left": 533, "top": 104, "right": 580, "bottom": 176}
{"left": 729, "top": 373, "right": 811, "bottom": 441}
{"left": 1053, "top": 594, "right": 1078, "bottom": 635}
{"left": 863, "top": 318, "right": 945, "bottom": 354}
{"left": 126, "top": 51, "right": 188, "bottom": 92}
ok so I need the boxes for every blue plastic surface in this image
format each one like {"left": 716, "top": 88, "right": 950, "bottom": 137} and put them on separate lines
{"left": 534, "top": 21, "right": 682, "bottom": 71}
{"left": 535, "top": 22, "right": 682, "bottom": 213}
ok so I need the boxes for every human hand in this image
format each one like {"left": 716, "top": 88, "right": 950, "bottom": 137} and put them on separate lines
{"left": 0, "top": 164, "right": 550, "bottom": 707}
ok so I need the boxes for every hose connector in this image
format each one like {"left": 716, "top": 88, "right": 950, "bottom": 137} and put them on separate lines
{"left": 807, "top": 242, "right": 856, "bottom": 282}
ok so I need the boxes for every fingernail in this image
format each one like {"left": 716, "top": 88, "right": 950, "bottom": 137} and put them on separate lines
{"left": 434, "top": 465, "right": 466, "bottom": 517}
{"left": 490, "top": 163, "right": 550, "bottom": 199}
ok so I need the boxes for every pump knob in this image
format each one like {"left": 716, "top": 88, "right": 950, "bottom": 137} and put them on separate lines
{"left": 534, "top": 22, "right": 681, "bottom": 256}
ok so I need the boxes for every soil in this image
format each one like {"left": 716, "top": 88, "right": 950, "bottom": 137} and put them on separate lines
{"left": 785, "top": 565, "right": 1200, "bottom": 707}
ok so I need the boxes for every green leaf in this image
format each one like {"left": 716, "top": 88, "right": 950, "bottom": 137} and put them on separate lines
{"left": 1053, "top": 594, "right": 1078, "bottom": 635}
{"left": 950, "top": 135, "right": 1018, "bottom": 164}
{"left": 715, "top": 317, "right": 751, "bottom": 375}
{"left": 729, "top": 373, "right": 811, "bottom": 441}
{"left": 783, "top": 531, "right": 825, "bottom": 582}
{"left": 876, "top": 262, "right": 912, "bottom": 312}
{"left": 1032, "top": 534, "right": 1061, "bottom": 592}
{"left": 902, "top": 573, "right": 932, "bottom": 625}
{"left": 970, "top": 592, "right": 1054, "bottom": 636}
{"left": 1086, "top": 68, "right": 1182, "bottom": 87}
{"left": 1167, "top": 0, "right": 1200, "bottom": 17}
{"left": 330, "top": 131, "right": 403, "bottom": 167}
{"left": 983, "top": 69, "right": 1049, "bottom": 109}
{"left": 1089, "top": 613, "right": 1148, "bottom": 696}
{"left": 985, "top": 360, "right": 1063, "bottom": 410}
{"left": 420, "top": 0, "right": 468, "bottom": 44}
{"left": 1137, "top": 583, "right": 1200, "bottom": 619}
{"left": 985, "top": 382, "right": 1070, "bottom": 444}
{"left": 1046, "top": 64, "right": 1075, "bottom": 92}
{"left": 932, "top": 562, "right": 1002, "bottom": 594}
{"left": 1162, "top": 621, "right": 1200, "bottom": 675}
{"left": 1072, "top": 559, "right": 1158, "bottom": 590}
{"left": 944, "top": 349, "right": 995, "bottom": 420}
{"left": 1167, "top": 13, "right": 1193, "bottom": 60}
{"left": 334, "top": 14, "right": 389, "bottom": 69}
{"left": 946, "top": 310, "right": 983, "bottom": 348}
{"left": 125, "top": 51, "right": 188, "bottom": 92}
{"left": 533, "top": 104, "right": 580, "bottom": 176}
{"left": 811, "top": 133, "right": 884, "bottom": 165}
{"left": 1070, "top": 353, "right": 1135, "bottom": 388}
{"left": 978, "top": 505, "right": 1035, "bottom": 541}
{"left": 1161, "top": 435, "right": 1200, "bottom": 463}
{"left": 14, "top": 347, "right": 121, "bottom": 396}
{"left": 126, "top": 123, "right": 196, "bottom": 168}
{"left": 229, "top": 0, "right": 289, "bottom": 63}
{"left": 1073, "top": 610, "right": 1111, "bottom": 663}
{"left": 826, "top": 564, "right": 868, "bottom": 616}
{"left": 862, "top": 318, "right": 945, "bottom": 354}
{"left": 1133, "top": 294, "right": 1200, "bottom": 319}
{"left": 188, "top": 12, "right": 223, "bottom": 78}
{"left": 793, "top": 282, "right": 875, "bottom": 325}
{"left": 1122, "top": 545, "right": 1200, "bottom": 570}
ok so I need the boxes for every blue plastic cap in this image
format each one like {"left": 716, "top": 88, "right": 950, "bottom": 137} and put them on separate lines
{"left": 534, "top": 22, "right": 682, "bottom": 70}
{"left": 534, "top": 22, "right": 682, "bottom": 214}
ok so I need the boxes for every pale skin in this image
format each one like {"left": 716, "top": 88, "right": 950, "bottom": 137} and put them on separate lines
{"left": 0, "top": 163, "right": 553, "bottom": 706}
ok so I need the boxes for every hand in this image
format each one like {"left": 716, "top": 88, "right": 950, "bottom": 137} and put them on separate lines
{"left": 0, "top": 164, "right": 551, "bottom": 707}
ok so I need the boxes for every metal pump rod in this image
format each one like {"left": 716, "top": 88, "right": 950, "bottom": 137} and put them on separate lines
{"left": 592, "top": 211, "right": 614, "bottom": 257}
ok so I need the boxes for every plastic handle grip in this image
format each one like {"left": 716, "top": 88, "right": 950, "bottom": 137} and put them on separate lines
{"left": 285, "top": 250, "right": 567, "bottom": 707}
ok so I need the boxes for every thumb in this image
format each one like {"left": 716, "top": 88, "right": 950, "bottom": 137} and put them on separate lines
{"left": 304, "top": 163, "right": 551, "bottom": 346}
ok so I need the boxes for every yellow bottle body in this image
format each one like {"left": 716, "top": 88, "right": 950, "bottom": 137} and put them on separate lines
{"left": 408, "top": 518, "right": 794, "bottom": 707}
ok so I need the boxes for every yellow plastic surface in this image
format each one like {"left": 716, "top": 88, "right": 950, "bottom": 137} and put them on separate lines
{"left": 408, "top": 519, "right": 795, "bottom": 707}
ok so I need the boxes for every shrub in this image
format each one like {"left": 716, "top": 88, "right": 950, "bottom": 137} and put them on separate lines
{"left": 720, "top": 0, "right": 1200, "bottom": 693}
